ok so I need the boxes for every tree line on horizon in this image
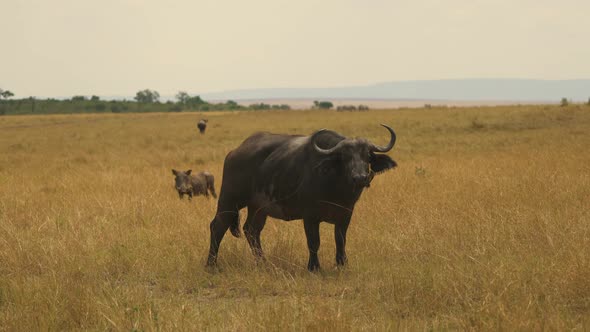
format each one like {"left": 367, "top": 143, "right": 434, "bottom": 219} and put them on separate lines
{"left": 0, "top": 88, "right": 293, "bottom": 115}
{"left": 3, "top": 87, "right": 588, "bottom": 116}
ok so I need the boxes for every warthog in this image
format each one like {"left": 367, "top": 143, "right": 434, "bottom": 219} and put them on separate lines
{"left": 172, "top": 169, "right": 217, "bottom": 199}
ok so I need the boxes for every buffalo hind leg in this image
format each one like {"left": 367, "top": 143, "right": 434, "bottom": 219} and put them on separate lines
{"left": 206, "top": 208, "right": 240, "bottom": 266}
{"left": 335, "top": 218, "right": 350, "bottom": 266}
{"left": 243, "top": 206, "right": 267, "bottom": 259}
{"left": 304, "top": 218, "right": 321, "bottom": 271}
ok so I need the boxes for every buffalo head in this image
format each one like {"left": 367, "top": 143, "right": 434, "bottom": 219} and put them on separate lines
{"left": 311, "top": 124, "right": 397, "bottom": 187}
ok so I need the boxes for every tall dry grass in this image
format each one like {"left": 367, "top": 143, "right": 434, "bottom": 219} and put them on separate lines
{"left": 0, "top": 105, "right": 589, "bottom": 330}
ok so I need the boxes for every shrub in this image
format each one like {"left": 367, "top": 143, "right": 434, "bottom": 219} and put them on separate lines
{"left": 337, "top": 105, "right": 357, "bottom": 111}
{"left": 187, "top": 95, "right": 206, "bottom": 106}
{"left": 471, "top": 118, "right": 485, "bottom": 130}
{"left": 560, "top": 98, "right": 569, "bottom": 107}
{"left": 249, "top": 103, "right": 271, "bottom": 110}
{"left": 135, "top": 89, "right": 160, "bottom": 103}
{"left": 313, "top": 101, "right": 333, "bottom": 110}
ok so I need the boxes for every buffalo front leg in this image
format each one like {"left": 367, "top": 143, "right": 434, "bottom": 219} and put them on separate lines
{"left": 243, "top": 206, "right": 267, "bottom": 259}
{"left": 303, "top": 218, "right": 321, "bottom": 271}
{"left": 335, "top": 219, "right": 350, "bottom": 266}
{"left": 206, "top": 209, "right": 239, "bottom": 266}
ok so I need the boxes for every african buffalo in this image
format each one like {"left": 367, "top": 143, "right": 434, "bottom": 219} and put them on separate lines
{"left": 197, "top": 119, "right": 208, "bottom": 134}
{"left": 172, "top": 169, "right": 217, "bottom": 199}
{"left": 206, "top": 124, "right": 397, "bottom": 271}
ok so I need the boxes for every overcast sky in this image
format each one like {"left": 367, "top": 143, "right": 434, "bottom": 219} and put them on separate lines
{"left": 1, "top": 0, "right": 589, "bottom": 97}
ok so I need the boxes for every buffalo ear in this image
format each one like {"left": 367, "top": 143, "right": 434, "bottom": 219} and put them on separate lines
{"left": 186, "top": 169, "right": 192, "bottom": 175}
{"left": 370, "top": 154, "right": 397, "bottom": 174}
{"left": 172, "top": 169, "right": 178, "bottom": 176}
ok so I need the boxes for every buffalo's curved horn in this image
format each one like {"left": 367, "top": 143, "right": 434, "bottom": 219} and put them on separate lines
{"left": 370, "top": 124, "right": 396, "bottom": 153}
{"left": 311, "top": 129, "right": 345, "bottom": 155}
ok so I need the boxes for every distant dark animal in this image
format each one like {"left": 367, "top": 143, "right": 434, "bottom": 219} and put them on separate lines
{"left": 206, "top": 124, "right": 397, "bottom": 271}
{"left": 172, "top": 169, "right": 217, "bottom": 199}
{"left": 197, "top": 119, "right": 208, "bottom": 134}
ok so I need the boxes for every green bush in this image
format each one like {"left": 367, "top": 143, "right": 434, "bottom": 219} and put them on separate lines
{"left": 560, "top": 98, "right": 569, "bottom": 107}
{"left": 313, "top": 101, "right": 333, "bottom": 109}
{"left": 134, "top": 89, "right": 160, "bottom": 103}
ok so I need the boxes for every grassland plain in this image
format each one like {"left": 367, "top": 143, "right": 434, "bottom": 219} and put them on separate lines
{"left": 0, "top": 105, "right": 589, "bottom": 330}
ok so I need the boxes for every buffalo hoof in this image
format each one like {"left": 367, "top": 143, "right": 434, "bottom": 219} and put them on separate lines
{"left": 206, "top": 255, "right": 217, "bottom": 267}
{"left": 307, "top": 261, "right": 321, "bottom": 272}
{"left": 229, "top": 225, "right": 241, "bottom": 238}
{"left": 336, "top": 255, "right": 347, "bottom": 266}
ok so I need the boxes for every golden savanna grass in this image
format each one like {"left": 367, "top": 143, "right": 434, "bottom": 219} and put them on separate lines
{"left": 0, "top": 106, "right": 589, "bottom": 330}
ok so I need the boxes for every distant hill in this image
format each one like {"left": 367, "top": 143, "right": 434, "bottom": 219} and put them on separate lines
{"left": 201, "top": 79, "right": 590, "bottom": 102}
